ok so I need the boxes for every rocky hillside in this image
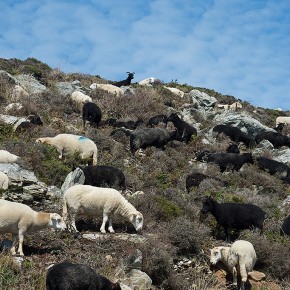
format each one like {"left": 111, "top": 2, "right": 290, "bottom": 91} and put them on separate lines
{"left": 0, "top": 57, "right": 290, "bottom": 290}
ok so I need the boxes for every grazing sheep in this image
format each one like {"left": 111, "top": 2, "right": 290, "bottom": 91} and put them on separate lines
{"left": 273, "top": 123, "right": 285, "bottom": 133}
{"left": 46, "top": 261, "right": 121, "bottom": 290}
{"left": 276, "top": 116, "right": 290, "bottom": 126}
{"left": 226, "top": 143, "right": 240, "bottom": 154}
{"left": 254, "top": 131, "right": 290, "bottom": 148}
{"left": 0, "top": 199, "right": 65, "bottom": 256}
{"left": 130, "top": 127, "right": 176, "bottom": 153}
{"left": 163, "top": 86, "right": 185, "bottom": 98}
{"left": 81, "top": 165, "right": 126, "bottom": 192}
{"left": 257, "top": 156, "right": 290, "bottom": 182}
{"left": 212, "top": 125, "right": 253, "bottom": 148}
{"left": 206, "top": 152, "right": 254, "bottom": 173}
{"left": 13, "top": 114, "right": 43, "bottom": 132}
{"left": 0, "top": 150, "right": 20, "bottom": 163}
{"left": 82, "top": 102, "right": 102, "bottom": 128}
{"left": 194, "top": 150, "right": 213, "bottom": 162}
{"left": 210, "top": 240, "right": 256, "bottom": 290}
{"left": 71, "top": 91, "right": 92, "bottom": 110}
{"left": 138, "top": 77, "right": 162, "bottom": 86}
{"left": 63, "top": 184, "right": 143, "bottom": 234}
{"left": 185, "top": 172, "right": 228, "bottom": 193}
{"left": 147, "top": 114, "right": 168, "bottom": 127}
{"left": 167, "top": 113, "right": 197, "bottom": 143}
{"left": 90, "top": 83, "right": 124, "bottom": 97}
{"left": 36, "top": 134, "right": 98, "bottom": 165}
{"left": 281, "top": 215, "right": 290, "bottom": 236}
{"left": 0, "top": 171, "right": 9, "bottom": 189}
{"left": 106, "top": 117, "right": 143, "bottom": 130}
{"left": 113, "top": 72, "right": 135, "bottom": 87}
{"left": 201, "top": 196, "right": 265, "bottom": 242}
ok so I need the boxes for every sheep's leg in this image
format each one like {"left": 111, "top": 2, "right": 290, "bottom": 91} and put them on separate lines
{"left": 17, "top": 231, "right": 25, "bottom": 256}
{"left": 58, "top": 148, "right": 64, "bottom": 159}
{"left": 10, "top": 234, "right": 17, "bottom": 255}
{"left": 108, "top": 217, "right": 115, "bottom": 233}
{"left": 225, "top": 228, "right": 231, "bottom": 243}
{"left": 231, "top": 266, "right": 238, "bottom": 287}
{"left": 100, "top": 212, "right": 108, "bottom": 233}
{"left": 239, "top": 263, "right": 248, "bottom": 290}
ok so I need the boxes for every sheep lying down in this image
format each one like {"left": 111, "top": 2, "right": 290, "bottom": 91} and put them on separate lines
{"left": 63, "top": 184, "right": 143, "bottom": 234}
{"left": 0, "top": 199, "right": 65, "bottom": 256}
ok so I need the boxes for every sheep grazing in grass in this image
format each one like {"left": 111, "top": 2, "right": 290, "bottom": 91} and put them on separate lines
{"left": 276, "top": 116, "right": 290, "bottom": 126}
{"left": 90, "top": 83, "right": 124, "bottom": 97}
{"left": 167, "top": 112, "right": 197, "bottom": 143}
{"left": 254, "top": 131, "right": 290, "bottom": 148}
{"left": 206, "top": 152, "right": 254, "bottom": 173}
{"left": 130, "top": 127, "right": 176, "bottom": 153}
{"left": 46, "top": 261, "right": 121, "bottom": 290}
{"left": 81, "top": 165, "right": 126, "bottom": 192}
{"left": 0, "top": 171, "right": 9, "bottom": 190}
{"left": 63, "top": 184, "right": 143, "bottom": 234}
{"left": 210, "top": 240, "right": 256, "bottom": 290}
{"left": 212, "top": 124, "right": 253, "bottom": 148}
{"left": 281, "top": 215, "right": 290, "bottom": 236}
{"left": 0, "top": 199, "right": 65, "bottom": 256}
{"left": 147, "top": 114, "right": 168, "bottom": 127}
{"left": 36, "top": 134, "right": 98, "bottom": 165}
{"left": 0, "top": 150, "right": 20, "bottom": 163}
{"left": 71, "top": 91, "right": 92, "bottom": 111}
{"left": 201, "top": 196, "right": 265, "bottom": 242}
{"left": 82, "top": 102, "right": 102, "bottom": 128}
{"left": 113, "top": 72, "right": 135, "bottom": 87}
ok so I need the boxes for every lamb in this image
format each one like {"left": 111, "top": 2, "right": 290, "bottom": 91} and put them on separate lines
{"left": 81, "top": 165, "right": 126, "bottom": 192}
{"left": 167, "top": 112, "right": 197, "bottom": 143}
{"left": 71, "top": 91, "right": 92, "bottom": 111}
{"left": 163, "top": 86, "right": 185, "bottom": 98}
{"left": 212, "top": 124, "right": 253, "bottom": 148}
{"left": 276, "top": 116, "right": 290, "bottom": 126}
{"left": 206, "top": 152, "right": 254, "bottom": 173}
{"left": 254, "top": 131, "right": 290, "bottom": 148}
{"left": 0, "top": 199, "right": 65, "bottom": 256}
{"left": 0, "top": 171, "right": 9, "bottom": 189}
{"left": 90, "top": 83, "right": 124, "bottom": 97}
{"left": 82, "top": 102, "right": 102, "bottom": 128}
{"left": 201, "top": 196, "right": 265, "bottom": 242}
{"left": 63, "top": 184, "right": 143, "bottom": 234}
{"left": 281, "top": 215, "right": 290, "bottom": 236}
{"left": 36, "top": 134, "right": 98, "bottom": 165}
{"left": 0, "top": 150, "right": 20, "bottom": 163}
{"left": 113, "top": 72, "right": 135, "bottom": 87}
{"left": 256, "top": 156, "right": 290, "bottom": 182}
{"left": 147, "top": 114, "right": 168, "bottom": 127}
{"left": 13, "top": 114, "right": 43, "bottom": 132}
{"left": 46, "top": 261, "right": 121, "bottom": 290}
{"left": 130, "top": 127, "right": 176, "bottom": 153}
{"left": 210, "top": 240, "right": 256, "bottom": 290}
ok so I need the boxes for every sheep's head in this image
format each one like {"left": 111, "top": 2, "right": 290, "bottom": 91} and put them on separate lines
{"left": 130, "top": 212, "right": 143, "bottom": 233}
{"left": 49, "top": 213, "right": 66, "bottom": 230}
{"left": 210, "top": 247, "right": 224, "bottom": 265}
{"left": 201, "top": 196, "right": 215, "bottom": 214}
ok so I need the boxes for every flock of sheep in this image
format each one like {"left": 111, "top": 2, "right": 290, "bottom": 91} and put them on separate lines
{"left": 1, "top": 71, "right": 290, "bottom": 289}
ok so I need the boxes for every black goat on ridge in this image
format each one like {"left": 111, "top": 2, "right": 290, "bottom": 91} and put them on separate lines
{"left": 114, "top": 72, "right": 135, "bottom": 87}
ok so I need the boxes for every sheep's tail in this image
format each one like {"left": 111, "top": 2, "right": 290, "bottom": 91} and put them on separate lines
{"left": 239, "top": 260, "right": 248, "bottom": 283}
{"left": 92, "top": 148, "right": 98, "bottom": 165}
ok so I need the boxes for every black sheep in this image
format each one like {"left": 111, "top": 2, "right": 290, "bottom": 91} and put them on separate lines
{"left": 14, "top": 114, "right": 43, "bottom": 132}
{"left": 113, "top": 72, "right": 135, "bottom": 87}
{"left": 226, "top": 143, "right": 240, "bottom": 154}
{"left": 256, "top": 156, "right": 290, "bottom": 182}
{"left": 82, "top": 102, "right": 102, "bottom": 128}
{"left": 147, "top": 114, "right": 168, "bottom": 127}
{"left": 130, "top": 127, "right": 176, "bottom": 153}
{"left": 206, "top": 152, "right": 254, "bottom": 173}
{"left": 201, "top": 196, "right": 265, "bottom": 242}
{"left": 281, "top": 215, "right": 290, "bottom": 236}
{"left": 212, "top": 124, "right": 253, "bottom": 147}
{"left": 106, "top": 118, "right": 143, "bottom": 130}
{"left": 186, "top": 172, "right": 228, "bottom": 193}
{"left": 167, "top": 113, "right": 197, "bottom": 143}
{"left": 273, "top": 123, "right": 285, "bottom": 133}
{"left": 82, "top": 165, "right": 126, "bottom": 192}
{"left": 254, "top": 131, "right": 290, "bottom": 148}
{"left": 46, "top": 261, "right": 121, "bottom": 290}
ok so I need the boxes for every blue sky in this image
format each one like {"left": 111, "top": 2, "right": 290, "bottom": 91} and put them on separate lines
{"left": 1, "top": 0, "right": 290, "bottom": 110}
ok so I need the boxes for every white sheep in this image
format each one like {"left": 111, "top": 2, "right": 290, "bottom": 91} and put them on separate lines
{"left": 138, "top": 77, "right": 162, "bottom": 86}
{"left": 216, "top": 101, "right": 242, "bottom": 111}
{"left": 71, "top": 91, "right": 92, "bottom": 110}
{"left": 163, "top": 86, "right": 185, "bottom": 98}
{"left": 210, "top": 240, "right": 256, "bottom": 290}
{"left": 11, "top": 84, "right": 29, "bottom": 101}
{"left": 36, "top": 134, "right": 98, "bottom": 165}
{"left": 0, "top": 150, "right": 20, "bottom": 163}
{"left": 63, "top": 184, "right": 143, "bottom": 234}
{"left": 0, "top": 199, "right": 65, "bottom": 256}
{"left": 0, "top": 171, "right": 9, "bottom": 190}
{"left": 276, "top": 116, "right": 290, "bottom": 126}
{"left": 90, "top": 83, "right": 124, "bottom": 97}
